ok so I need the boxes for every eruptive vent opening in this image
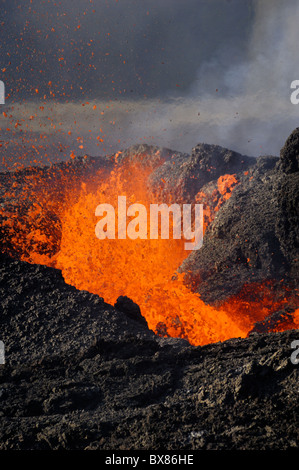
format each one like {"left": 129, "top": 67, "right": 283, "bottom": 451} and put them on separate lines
{"left": 1, "top": 158, "right": 298, "bottom": 346}
{"left": 52, "top": 163, "right": 249, "bottom": 346}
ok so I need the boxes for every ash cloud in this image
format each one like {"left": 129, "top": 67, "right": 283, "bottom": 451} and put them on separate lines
{"left": 1, "top": 0, "right": 299, "bottom": 169}
{"left": 137, "top": 0, "right": 299, "bottom": 157}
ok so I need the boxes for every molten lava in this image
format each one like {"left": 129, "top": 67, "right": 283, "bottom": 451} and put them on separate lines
{"left": 1, "top": 159, "right": 298, "bottom": 346}
{"left": 52, "top": 164, "right": 246, "bottom": 345}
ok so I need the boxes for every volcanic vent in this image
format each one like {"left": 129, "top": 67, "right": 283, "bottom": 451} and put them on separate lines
{"left": 1, "top": 135, "right": 299, "bottom": 346}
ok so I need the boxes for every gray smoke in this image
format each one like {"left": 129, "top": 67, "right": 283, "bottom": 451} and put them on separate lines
{"left": 1, "top": 0, "right": 299, "bottom": 170}
{"left": 126, "top": 0, "right": 299, "bottom": 157}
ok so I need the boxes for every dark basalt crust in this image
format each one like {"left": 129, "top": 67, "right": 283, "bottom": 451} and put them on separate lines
{"left": 0, "top": 253, "right": 298, "bottom": 450}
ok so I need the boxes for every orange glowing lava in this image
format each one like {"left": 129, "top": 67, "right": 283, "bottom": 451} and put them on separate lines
{"left": 1, "top": 160, "right": 298, "bottom": 346}
{"left": 51, "top": 164, "right": 246, "bottom": 345}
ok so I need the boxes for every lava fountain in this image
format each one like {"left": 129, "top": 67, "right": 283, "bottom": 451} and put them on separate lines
{"left": 1, "top": 157, "right": 298, "bottom": 346}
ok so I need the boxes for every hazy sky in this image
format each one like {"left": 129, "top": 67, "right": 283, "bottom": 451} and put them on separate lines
{"left": 0, "top": 0, "right": 299, "bottom": 170}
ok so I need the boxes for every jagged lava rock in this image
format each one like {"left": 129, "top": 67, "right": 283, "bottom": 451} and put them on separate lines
{"left": 149, "top": 143, "right": 255, "bottom": 202}
{"left": 0, "top": 254, "right": 298, "bottom": 450}
{"left": 180, "top": 133, "right": 299, "bottom": 303}
{"left": 279, "top": 127, "right": 299, "bottom": 173}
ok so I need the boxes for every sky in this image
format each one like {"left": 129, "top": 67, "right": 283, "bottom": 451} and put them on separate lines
{"left": 0, "top": 0, "right": 299, "bottom": 170}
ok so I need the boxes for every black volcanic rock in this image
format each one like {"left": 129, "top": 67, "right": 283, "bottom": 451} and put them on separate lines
{"left": 180, "top": 140, "right": 299, "bottom": 303}
{"left": 0, "top": 253, "right": 154, "bottom": 366}
{"left": 0, "top": 254, "right": 298, "bottom": 450}
{"left": 113, "top": 144, "right": 174, "bottom": 170}
{"left": 275, "top": 172, "right": 299, "bottom": 279}
{"left": 279, "top": 127, "right": 299, "bottom": 173}
{"left": 114, "top": 295, "right": 148, "bottom": 328}
{"left": 149, "top": 143, "right": 256, "bottom": 202}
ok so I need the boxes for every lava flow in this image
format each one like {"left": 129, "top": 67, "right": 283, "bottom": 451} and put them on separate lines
{"left": 51, "top": 164, "right": 246, "bottom": 345}
{"left": 1, "top": 159, "right": 298, "bottom": 346}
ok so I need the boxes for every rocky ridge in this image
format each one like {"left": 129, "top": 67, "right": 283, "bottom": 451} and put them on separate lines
{"left": 0, "top": 253, "right": 298, "bottom": 450}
